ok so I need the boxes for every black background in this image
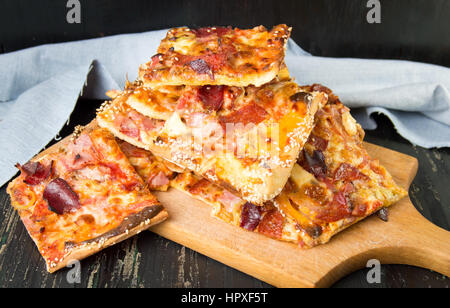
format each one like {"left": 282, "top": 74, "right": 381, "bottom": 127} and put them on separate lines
{"left": 1, "top": 0, "right": 450, "bottom": 66}
{"left": 0, "top": 0, "right": 449, "bottom": 288}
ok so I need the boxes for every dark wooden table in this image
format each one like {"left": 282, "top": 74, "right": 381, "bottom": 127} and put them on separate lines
{"left": 0, "top": 0, "right": 449, "bottom": 288}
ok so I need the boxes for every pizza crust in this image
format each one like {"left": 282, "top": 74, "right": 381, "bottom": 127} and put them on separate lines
{"left": 140, "top": 65, "right": 283, "bottom": 88}
{"left": 7, "top": 121, "right": 169, "bottom": 272}
{"left": 97, "top": 82, "right": 328, "bottom": 205}
{"left": 47, "top": 209, "right": 168, "bottom": 273}
{"left": 139, "top": 25, "right": 291, "bottom": 87}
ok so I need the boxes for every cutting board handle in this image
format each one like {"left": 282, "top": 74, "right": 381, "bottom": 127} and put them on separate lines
{"left": 378, "top": 152, "right": 450, "bottom": 277}
{"left": 317, "top": 198, "right": 450, "bottom": 288}
{"left": 385, "top": 198, "right": 450, "bottom": 277}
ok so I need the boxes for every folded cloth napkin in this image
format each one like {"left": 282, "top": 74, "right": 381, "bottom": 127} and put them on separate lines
{"left": 1, "top": 30, "right": 449, "bottom": 187}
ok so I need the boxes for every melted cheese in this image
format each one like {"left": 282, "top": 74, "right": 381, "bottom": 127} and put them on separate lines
{"left": 290, "top": 164, "right": 315, "bottom": 189}
{"left": 164, "top": 112, "right": 189, "bottom": 136}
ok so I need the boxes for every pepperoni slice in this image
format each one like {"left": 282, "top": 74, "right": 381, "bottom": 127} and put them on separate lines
{"left": 198, "top": 85, "right": 224, "bottom": 112}
{"left": 317, "top": 193, "right": 352, "bottom": 223}
{"left": 202, "top": 52, "right": 230, "bottom": 72}
{"left": 308, "top": 134, "right": 328, "bottom": 152}
{"left": 333, "top": 191, "right": 347, "bottom": 207}
{"left": 240, "top": 202, "right": 262, "bottom": 231}
{"left": 257, "top": 209, "right": 284, "bottom": 239}
{"left": 334, "top": 163, "right": 368, "bottom": 182}
{"left": 17, "top": 161, "right": 52, "bottom": 185}
{"left": 219, "top": 102, "right": 268, "bottom": 129}
{"left": 352, "top": 203, "right": 368, "bottom": 217}
{"left": 317, "top": 183, "right": 355, "bottom": 222}
{"left": 43, "top": 178, "right": 81, "bottom": 215}
{"left": 191, "top": 27, "right": 231, "bottom": 37}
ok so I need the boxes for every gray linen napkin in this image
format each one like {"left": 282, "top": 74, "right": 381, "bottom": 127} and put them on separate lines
{"left": 1, "top": 30, "right": 449, "bottom": 187}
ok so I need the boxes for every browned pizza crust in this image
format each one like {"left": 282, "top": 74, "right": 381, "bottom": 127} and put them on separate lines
{"left": 47, "top": 207, "right": 168, "bottom": 273}
{"left": 97, "top": 80, "right": 328, "bottom": 205}
{"left": 139, "top": 25, "right": 291, "bottom": 87}
{"left": 7, "top": 120, "right": 168, "bottom": 272}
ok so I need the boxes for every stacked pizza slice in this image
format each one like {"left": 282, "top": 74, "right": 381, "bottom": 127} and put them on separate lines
{"left": 7, "top": 25, "right": 408, "bottom": 272}
{"left": 97, "top": 25, "right": 328, "bottom": 205}
{"left": 97, "top": 25, "right": 407, "bottom": 248}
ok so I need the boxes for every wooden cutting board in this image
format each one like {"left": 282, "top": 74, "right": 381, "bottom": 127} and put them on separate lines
{"left": 150, "top": 142, "right": 450, "bottom": 288}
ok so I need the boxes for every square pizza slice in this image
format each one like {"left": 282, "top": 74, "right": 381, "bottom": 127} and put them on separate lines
{"left": 273, "top": 86, "right": 408, "bottom": 247}
{"left": 139, "top": 24, "right": 291, "bottom": 87}
{"left": 97, "top": 79, "right": 328, "bottom": 205}
{"left": 167, "top": 86, "right": 406, "bottom": 247}
{"left": 115, "top": 85, "right": 406, "bottom": 248}
{"left": 7, "top": 124, "right": 168, "bottom": 272}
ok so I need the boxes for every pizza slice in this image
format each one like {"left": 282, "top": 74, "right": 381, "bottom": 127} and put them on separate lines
{"left": 115, "top": 83, "right": 406, "bottom": 248}
{"left": 97, "top": 79, "right": 328, "bottom": 205}
{"left": 7, "top": 124, "right": 168, "bottom": 272}
{"left": 273, "top": 85, "right": 408, "bottom": 247}
{"left": 139, "top": 24, "right": 291, "bottom": 87}
{"left": 161, "top": 85, "right": 406, "bottom": 247}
